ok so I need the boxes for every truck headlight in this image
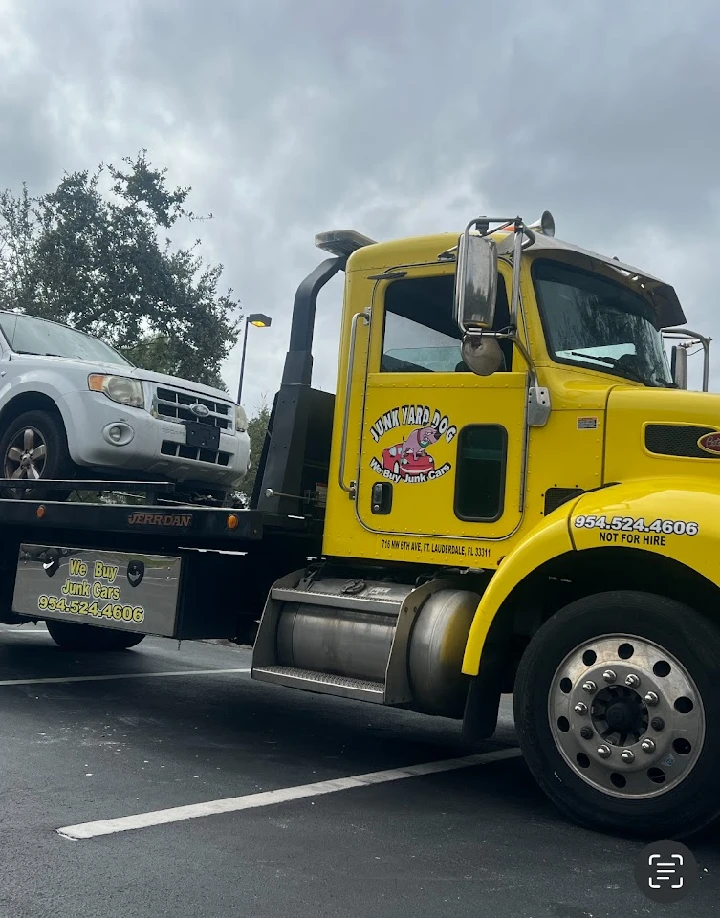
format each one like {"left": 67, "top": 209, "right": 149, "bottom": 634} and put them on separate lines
{"left": 235, "top": 405, "right": 248, "bottom": 432}
{"left": 88, "top": 374, "right": 144, "bottom": 408}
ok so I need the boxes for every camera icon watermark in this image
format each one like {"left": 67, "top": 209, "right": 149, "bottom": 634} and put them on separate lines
{"left": 634, "top": 840, "right": 698, "bottom": 904}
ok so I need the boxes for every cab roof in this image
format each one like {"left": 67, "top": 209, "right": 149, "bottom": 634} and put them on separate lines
{"left": 342, "top": 229, "right": 686, "bottom": 328}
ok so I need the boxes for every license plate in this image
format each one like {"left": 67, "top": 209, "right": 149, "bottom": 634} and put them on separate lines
{"left": 185, "top": 422, "right": 220, "bottom": 450}
{"left": 13, "top": 545, "right": 182, "bottom": 636}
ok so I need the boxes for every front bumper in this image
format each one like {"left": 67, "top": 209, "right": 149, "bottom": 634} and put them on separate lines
{"left": 58, "top": 390, "right": 250, "bottom": 489}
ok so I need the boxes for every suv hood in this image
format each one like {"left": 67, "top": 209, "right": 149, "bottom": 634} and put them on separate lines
{"left": 12, "top": 353, "right": 235, "bottom": 404}
{"left": 125, "top": 366, "right": 234, "bottom": 403}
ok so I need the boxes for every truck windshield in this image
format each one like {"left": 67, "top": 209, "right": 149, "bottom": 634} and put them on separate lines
{"left": 0, "top": 313, "right": 132, "bottom": 366}
{"left": 533, "top": 260, "right": 672, "bottom": 387}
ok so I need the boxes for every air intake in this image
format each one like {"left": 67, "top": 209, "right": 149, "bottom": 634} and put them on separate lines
{"left": 645, "top": 424, "right": 720, "bottom": 459}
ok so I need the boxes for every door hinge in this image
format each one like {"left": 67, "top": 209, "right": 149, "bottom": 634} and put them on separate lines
{"left": 528, "top": 386, "right": 551, "bottom": 426}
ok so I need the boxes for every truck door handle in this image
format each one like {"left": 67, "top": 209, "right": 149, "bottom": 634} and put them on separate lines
{"left": 371, "top": 481, "right": 392, "bottom": 514}
{"left": 338, "top": 308, "right": 369, "bottom": 496}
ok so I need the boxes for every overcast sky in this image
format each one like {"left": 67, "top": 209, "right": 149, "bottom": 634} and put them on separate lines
{"left": 1, "top": 0, "right": 718, "bottom": 408}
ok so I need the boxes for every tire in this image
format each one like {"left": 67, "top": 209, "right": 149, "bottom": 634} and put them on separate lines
{"left": 513, "top": 590, "right": 720, "bottom": 840}
{"left": 46, "top": 619, "right": 145, "bottom": 652}
{"left": 0, "top": 409, "right": 73, "bottom": 498}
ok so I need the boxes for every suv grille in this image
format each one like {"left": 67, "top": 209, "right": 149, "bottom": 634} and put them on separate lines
{"left": 161, "top": 442, "right": 231, "bottom": 466}
{"left": 155, "top": 386, "right": 232, "bottom": 430}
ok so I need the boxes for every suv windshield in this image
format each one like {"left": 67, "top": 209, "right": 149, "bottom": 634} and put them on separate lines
{"left": 0, "top": 313, "right": 131, "bottom": 366}
{"left": 533, "top": 260, "right": 672, "bottom": 387}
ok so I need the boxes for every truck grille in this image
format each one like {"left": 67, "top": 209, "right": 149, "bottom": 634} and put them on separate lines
{"left": 155, "top": 386, "right": 232, "bottom": 429}
{"left": 161, "top": 441, "right": 231, "bottom": 466}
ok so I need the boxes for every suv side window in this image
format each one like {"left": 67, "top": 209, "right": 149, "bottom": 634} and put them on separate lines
{"left": 381, "top": 274, "right": 511, "bottom": 373}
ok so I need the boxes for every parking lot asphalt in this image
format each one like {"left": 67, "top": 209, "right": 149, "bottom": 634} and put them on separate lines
{"left": 0, "top": 624, "right": 717, "bottom": 918}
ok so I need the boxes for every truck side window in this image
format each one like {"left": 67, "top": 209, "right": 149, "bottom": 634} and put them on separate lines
{"left": 454, "top": 425, "right": 507, "bottom": 521}
{"left": 381, "top": 274, "right": 512, "bottom": 373}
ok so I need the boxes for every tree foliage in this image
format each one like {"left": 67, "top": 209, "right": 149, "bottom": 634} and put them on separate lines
{"left": 0, "top": 152, "right": 239, "bottom": 388}
{"left": 236, "top": 398, "right": 272, "bottom": 506}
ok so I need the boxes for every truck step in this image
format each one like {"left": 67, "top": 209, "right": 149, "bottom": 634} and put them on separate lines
{"left": 270, "top": 586, "right": 401, "bottom": 616}
{"left": 252, "top": 665, "right": 385, "bottom": 703}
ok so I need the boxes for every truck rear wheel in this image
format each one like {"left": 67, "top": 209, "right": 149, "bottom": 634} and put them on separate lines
{"left": 514, "top": 590, "right": 720, "bottom": 839}
{"left": 46, "top": 620, "right": 145, "bottom": 652}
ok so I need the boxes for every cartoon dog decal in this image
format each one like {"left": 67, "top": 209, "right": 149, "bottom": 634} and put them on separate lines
{"left": 382, "top": 425, "right": 440, "bottom": 478}
{"left": 399, "top": 425, "right": 440, "bottom": 460}
{"left": 370, "top": 405, "right": 457, "bottom": 484}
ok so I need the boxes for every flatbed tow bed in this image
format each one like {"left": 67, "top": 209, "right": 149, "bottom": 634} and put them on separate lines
{"left": 0, "top": 246, "right": 338, "bottom": 651}
{"left": 0, "top": 481, "right": 321, "bottom": 647}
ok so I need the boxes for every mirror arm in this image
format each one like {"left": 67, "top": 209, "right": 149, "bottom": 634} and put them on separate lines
{"left": 664, "top": 327, "right": 712, "bottom": 393}
{"left": 467, "top": 329, "right": 537, "bottom": 383}
{"left": 521, "top": 225, "right": 536, "bottom": 249}
{"left": 510, "top": 229, "right": 523, "bottom": 329}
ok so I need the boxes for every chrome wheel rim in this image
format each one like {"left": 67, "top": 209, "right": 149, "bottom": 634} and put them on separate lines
{"left": 549, "top": 633, "right": 705, "bottom": 799}
{"left": 4, "top": 426, "right": 48, "bottom": 480}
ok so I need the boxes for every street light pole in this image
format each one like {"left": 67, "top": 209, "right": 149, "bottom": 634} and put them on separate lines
{"left": 236, "top": 313, "right": 272, "bottom": 404}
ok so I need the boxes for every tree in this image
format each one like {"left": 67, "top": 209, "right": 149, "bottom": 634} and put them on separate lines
{"left": 0, "top": 152, "right": 239, "bottom": 388}
{"left": 236, "top": 398, "right": 272, "bottom": 506}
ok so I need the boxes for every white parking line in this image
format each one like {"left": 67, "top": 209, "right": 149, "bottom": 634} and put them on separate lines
{"left": 0, "top": 631, "right": 49, "bottom": 636}
{"left": 0, "top": 667, "right": 250, "bottom": 687}
{"left": 58, "top": 748, "right": 522, "bottom": 840}
{"left": 0, "top": 627, "right": 49, "bottom": 634}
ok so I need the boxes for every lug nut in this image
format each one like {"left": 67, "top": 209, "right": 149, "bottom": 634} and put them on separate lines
{"left": 651, "top": 717, "right": 665, "bottom": 731}
{"left": 644, "top": 691, "right": 659, "bottom": 706}
{"left": 621, "top": 749, "right": 636, "bottom": 763}
{"left": 574, "top": 702, "right": 588, "bottom": 715}
{"left": 580, "top": 726, "right": 594, "bottom": 740}
{"left": 597, "top": 744, "right": 611, "bottom": 758}
{"left": 625, "top": 674, "right": 641, "bottom": 688}
{"left": 602, "top": 669, "right": 617, "bottom": 683}
{"left": 582, "top": 681, "right": 597, "bottom": 694}
{"left": 641, "top": 738, "right": 656, "bottom": 753}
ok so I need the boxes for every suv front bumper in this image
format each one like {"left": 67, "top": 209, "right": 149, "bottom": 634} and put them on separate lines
{"left": 58, "top": 390, "right": 250, "bottom": 489}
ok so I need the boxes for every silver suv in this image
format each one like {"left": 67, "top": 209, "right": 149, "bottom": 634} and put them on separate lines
{"left": 0, "top": 312, "right": 250, "bottom": 502}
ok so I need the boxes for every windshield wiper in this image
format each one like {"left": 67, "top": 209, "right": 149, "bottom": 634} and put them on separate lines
{"left": 570, "top": 351, "right": 618, "bottom": 367}
{"left": 13, "top": 349, "right": 66, "bottom": 358}
{"left": 570, "top": 350, "right": 649, "bottom": 386}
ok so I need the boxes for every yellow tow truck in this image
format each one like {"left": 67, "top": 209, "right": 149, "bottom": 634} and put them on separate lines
{"left": 4, "top": 211, "right": 718, "bottom": 839}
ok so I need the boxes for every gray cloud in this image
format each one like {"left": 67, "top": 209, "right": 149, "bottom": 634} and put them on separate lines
{"left": 0, "top": 0, "right": 717, "bottom": 403}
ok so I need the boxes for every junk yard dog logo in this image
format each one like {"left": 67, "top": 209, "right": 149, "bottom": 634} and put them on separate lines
{"left": 369, "top": 405, "right": 457, "bottom": 484}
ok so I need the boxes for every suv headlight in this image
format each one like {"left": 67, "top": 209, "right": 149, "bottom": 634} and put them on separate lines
{"left": 235, "top": 405, "right": 248, "bottom": 432}
{"left": 88, "top": 374, "right": 144, "bottom": 408}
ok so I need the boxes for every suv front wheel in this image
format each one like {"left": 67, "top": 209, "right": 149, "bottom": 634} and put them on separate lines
{"left": 0, "top": 409, "right": 73, "bottom": 497}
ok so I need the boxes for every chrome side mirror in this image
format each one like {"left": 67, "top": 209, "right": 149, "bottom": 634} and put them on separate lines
{"left": 454, "top": 233, "right": 497, "bottom": 333}
{"left": 670, "top": 344, "right": 688, "bottom": 389}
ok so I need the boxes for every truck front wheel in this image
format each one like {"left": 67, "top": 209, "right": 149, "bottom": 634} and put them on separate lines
{"left": 514, "top": 590, "right": 720, "bottom": 839}
{"left": 46, "top": 620, "right": 145, "bottom": 652}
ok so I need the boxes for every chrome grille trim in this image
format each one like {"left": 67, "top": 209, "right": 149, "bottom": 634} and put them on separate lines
{"left": 153, "top": 385, "right": 233, "bottom": 430}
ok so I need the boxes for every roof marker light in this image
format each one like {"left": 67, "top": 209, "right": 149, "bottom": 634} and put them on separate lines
{"left": 315, "top": 230, "right": 378, "bottom": 257}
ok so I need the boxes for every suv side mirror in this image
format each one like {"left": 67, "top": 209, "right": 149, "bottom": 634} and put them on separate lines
{"left": 670, "top": 344, "right": 688, "bottom": 389}
{"left": 454, "top": 233, "right": 497, "bottom": 333}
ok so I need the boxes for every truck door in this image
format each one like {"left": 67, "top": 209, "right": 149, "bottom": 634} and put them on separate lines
{"left": 356, "top": 264, "right": 528, "bottom": 544}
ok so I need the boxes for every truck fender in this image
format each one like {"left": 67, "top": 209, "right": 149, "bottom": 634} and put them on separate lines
{"left": 568, "top": 477, "right": 720, "bottom": 591}
{"left": 462, "top": 479, "right": 720, "bottom": 678}
{"left": 461, "top": 509, "right": 577, "bottom": 676}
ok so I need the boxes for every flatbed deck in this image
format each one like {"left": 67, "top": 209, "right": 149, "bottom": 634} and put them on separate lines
{"left": 0, "top": 481, "right": 323, "bottom": 644}
{"left": 0, "top": 480, "right": 319, "bottom": 553}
